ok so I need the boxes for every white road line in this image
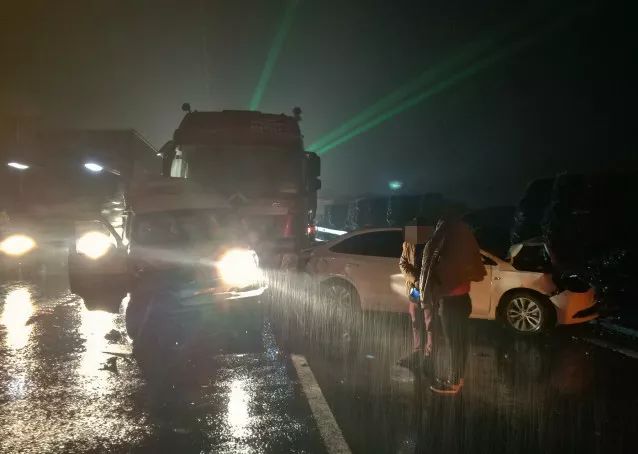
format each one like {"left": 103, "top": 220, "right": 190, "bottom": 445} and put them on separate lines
{"left": 583, "top": 338, "right": 638, "bottom": 360}
{"left": 291, "top": 354, "right": 352, "bottom": 454}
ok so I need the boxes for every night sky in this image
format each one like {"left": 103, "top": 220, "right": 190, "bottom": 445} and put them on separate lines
{"left": 1, "top": 0, "right": 634, "bottom": 207}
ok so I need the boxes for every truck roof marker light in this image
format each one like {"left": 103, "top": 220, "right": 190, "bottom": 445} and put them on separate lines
{"left": 248, "top": 0, "right": 299, "bottom": 111}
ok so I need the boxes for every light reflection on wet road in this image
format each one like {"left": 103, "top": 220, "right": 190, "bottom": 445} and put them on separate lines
{"left": 1, "top": 276, "right": 638, "bottom": 453}
{"left": 0, "top": 279, "right": 323, "bottom": 453}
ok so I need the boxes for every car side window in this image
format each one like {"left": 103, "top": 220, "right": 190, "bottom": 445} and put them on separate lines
{"left": 330, "top": 231, "right": 403, "bottom": 258}
{"left": 369, "top": 231, "right": 404, "bottom": 258}
{"left": 329, "top": 234, "right": 369, "bottom": 255}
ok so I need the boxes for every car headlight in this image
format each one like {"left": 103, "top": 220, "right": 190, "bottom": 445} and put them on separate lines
{"left": 0, "top": 234, "right": 36, "bottom": 256}
{"left": 76, "top": 231, "right": 114, "bottom": 260}
{"left": 217, "top": 248, "right": 262, "bottom": 288}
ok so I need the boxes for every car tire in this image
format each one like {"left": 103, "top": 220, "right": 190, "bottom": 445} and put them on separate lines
{"left": 499, "top": 290, "right": 555, "bottom": 335}
{"left": 125, "top": 297, "right": 153, "bottom": 342}
{"left": 320, "top": 280, "right": 362, "bottom": 350}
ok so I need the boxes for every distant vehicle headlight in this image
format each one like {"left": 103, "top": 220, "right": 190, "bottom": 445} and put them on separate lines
{"left": 217, "top": 248, "right": 262, "bottom": 288}
{"left": 0, "top": 234, "right": 36, "bottom": 256}
{"left": 76, "top": 231, "right": 114, "bottom": 259}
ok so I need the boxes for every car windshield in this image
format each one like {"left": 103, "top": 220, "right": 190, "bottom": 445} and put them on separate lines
{"left": 133, "top": 209, "right": 228, "bottom": 246}
{"left": 510, "top": 243, "right": 553, "bottom": 272}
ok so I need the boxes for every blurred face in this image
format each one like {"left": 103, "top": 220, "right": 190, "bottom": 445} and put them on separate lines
{"left": 404, "top": 225, "right": 432, "bottom": 244}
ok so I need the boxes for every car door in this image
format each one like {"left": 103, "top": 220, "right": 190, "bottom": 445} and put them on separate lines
{"left": 360, "top": 230, "right": 408, "bottom": 313}
{"left": 326, "top": 231, "right": 402, "bottom": 310}
{"left": 469, "top": 253, "right": 495, "bottom": 318}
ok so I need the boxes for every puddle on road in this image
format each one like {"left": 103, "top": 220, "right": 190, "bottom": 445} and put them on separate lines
{"left": 1, "top": 278, "right": 324, "bottom": 453}
{"left": 1, "top": 286, "right": 34, "bottom": 351}
{"left": 227, "top": 378, "right": 250, "bottom": 439}
{"left": 0, "top": 281, "right": 149, "bottom": 453}
{"left": 2, "top": 270, "right": 635, "bottom": 453}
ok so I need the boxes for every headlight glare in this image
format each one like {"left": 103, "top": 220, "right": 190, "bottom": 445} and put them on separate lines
{"left": 218, "top": 249, "right": 262, "bottom": 288}
{"left": 0, "top": 234, "right": 36, "bottom": 256}
{"left": 76, "top": 231, "right": 114, "bottom": 259}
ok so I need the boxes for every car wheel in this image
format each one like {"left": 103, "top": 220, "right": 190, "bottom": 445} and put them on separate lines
{"left": 500, "top": 290, "right": 555, "bottom": 335}
{"left": 320, "top": 281, "right": 362, "bottom": 349}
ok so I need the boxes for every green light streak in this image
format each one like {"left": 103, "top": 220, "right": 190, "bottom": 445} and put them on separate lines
{"left": 316, "top": 14, "right": 573, "bottom": 156}
{"left": 249, "top": 0, "right": 299, "bottom": 111}
{"left": 307, "top": 36, "right": 497, "bottom": 151}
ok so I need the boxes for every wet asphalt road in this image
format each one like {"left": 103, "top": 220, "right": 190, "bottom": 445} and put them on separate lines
{"left": 1, "top": 275, "right": 638, "bottom": 453}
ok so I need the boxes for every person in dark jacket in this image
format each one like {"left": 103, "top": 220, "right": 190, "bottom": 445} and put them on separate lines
{"left": 419, "top": 215, "right": 485, "bottom": 394}
{"left": 398, "top": 217, "right": 434, "bottom": 369}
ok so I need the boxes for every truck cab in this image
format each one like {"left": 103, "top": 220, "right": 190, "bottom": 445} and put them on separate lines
{"left": 159, "top": 108, "right": 321, "bottom": 268}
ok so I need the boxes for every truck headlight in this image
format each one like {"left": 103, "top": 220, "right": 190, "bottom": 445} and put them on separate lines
{"left": 218, "top": 249, "right": 262, "bottom": 288}
{"left": 76, "top": 231, "right": 114, "bottom": 259}
{"left": 0, "top": 234, "right": 36, "bottom": 256}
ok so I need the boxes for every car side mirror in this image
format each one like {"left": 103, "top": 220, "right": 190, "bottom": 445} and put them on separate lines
{"left": 304, "top": 152, "right": 320, "bottom": 178}
{"left": 306, "top": 178, "right": 322, "bottom": 192}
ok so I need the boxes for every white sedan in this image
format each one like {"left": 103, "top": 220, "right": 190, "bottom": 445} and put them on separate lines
{"left": 305, "top": 228, "right": 597, "bottom": 334}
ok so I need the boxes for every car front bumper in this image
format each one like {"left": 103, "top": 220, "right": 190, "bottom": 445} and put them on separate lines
{"left": 173, "top": 284, "right": 268, "bottom": 310}
{"left": 551, "top": 288, "right": 598, "bottom": 325}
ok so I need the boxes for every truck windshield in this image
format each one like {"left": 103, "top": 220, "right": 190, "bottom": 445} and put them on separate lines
{"left": 180, "top": 145, "right": 301, "bottom": 195}
{"left": 133, "top": 209, "right": 229, "bottom": 246}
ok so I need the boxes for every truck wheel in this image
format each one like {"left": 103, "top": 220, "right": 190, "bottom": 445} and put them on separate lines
{"left": 500, "top": 290, "right": 555, "bottom": 335}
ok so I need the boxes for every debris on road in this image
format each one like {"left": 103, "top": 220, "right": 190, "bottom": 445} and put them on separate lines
{"left": 104, "top": 329, "right": 124, "bottom": 343}
{"left": 100, "top": 357, "right": 119, "bottom": 374}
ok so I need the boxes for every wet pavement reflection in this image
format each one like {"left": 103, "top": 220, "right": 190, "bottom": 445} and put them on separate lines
{"left": 292, "top": 316, "right": 638, "bottom": 453}
{"left": 0, "top": 278, "right": 323, "bottom": 453}
{"left": 267, "top": 269, "right": 638, "bottom": 454}
{"left": 1, "top": 274, "right": 637, "bottom": 453}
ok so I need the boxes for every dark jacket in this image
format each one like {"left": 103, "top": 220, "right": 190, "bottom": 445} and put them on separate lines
{"left": 419, "top": 221, "right": 486, "bottom": 300}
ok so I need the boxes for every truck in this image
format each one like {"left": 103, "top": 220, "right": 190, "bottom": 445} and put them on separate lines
{"left": 67, "top": 177, "right": 269, "bottom": 349}
{"left": 158, "top": 106, "right": 321, "bottom": 268}
{"left": 0, "top": 128, "right": 159, "bottom": 278}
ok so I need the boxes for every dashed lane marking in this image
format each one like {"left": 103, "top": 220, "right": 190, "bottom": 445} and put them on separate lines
{"left": 291, "top": 354, "right": 352, "bottom": 454}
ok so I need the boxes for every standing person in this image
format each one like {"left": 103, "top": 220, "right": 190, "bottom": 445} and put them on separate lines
{"left": 419, "top": 214, "right": 485, "bottom": 395}
{"left": 398, "top": 217, "right": 433, "bottom": 369}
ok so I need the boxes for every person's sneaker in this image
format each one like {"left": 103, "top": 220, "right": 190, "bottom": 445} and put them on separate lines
{"left": 430, "top": 380, "right": 462, "bottom": 395}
